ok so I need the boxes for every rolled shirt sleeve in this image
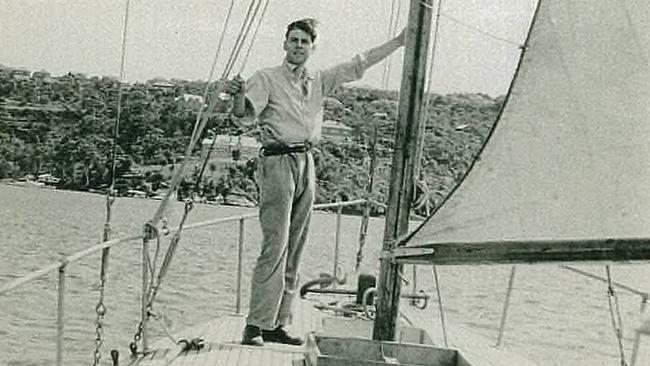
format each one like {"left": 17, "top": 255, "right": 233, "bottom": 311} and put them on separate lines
{"left": 320, "top": 53, "right": 369, "bottom": 95}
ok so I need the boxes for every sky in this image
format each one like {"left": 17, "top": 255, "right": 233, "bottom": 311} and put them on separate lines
{"left": 0, "top": 0, "right": 537, "bottom": 96}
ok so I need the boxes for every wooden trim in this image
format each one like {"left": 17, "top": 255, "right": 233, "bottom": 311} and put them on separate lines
{"left": 392, "top": 238, "right": 650, "bottom": 265}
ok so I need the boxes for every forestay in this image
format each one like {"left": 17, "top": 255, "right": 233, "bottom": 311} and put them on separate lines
{"left": 400, "top": 0, "right": 650, "bottom": 262}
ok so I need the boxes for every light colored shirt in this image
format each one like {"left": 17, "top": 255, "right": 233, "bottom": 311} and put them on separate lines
{"left": 241, "top": 54, "right": 369, "bottom": 146}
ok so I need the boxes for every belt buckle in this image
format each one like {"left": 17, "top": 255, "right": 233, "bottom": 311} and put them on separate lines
{"left": 290, "top": 141, "right": 311, "bottom": 152}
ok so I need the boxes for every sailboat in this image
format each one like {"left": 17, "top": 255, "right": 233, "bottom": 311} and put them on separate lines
{"left": 1, "top": 0, "right": 649, "bottom": 365}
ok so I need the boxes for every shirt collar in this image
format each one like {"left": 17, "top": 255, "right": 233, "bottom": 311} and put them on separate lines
{"left": 283, "top": 59, "right": 314, "bottom": 81}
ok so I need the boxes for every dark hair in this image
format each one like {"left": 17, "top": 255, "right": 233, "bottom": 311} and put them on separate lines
{"left": 286, "top": 18, "right": 318, "bottom": 42}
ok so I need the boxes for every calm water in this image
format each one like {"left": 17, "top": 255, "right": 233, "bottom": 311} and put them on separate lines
{"left": 1, "top": 185, "right": 649, "bottom": 365}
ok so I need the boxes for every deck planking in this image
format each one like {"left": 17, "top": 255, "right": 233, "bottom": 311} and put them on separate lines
{"left": 131, "top": 297, "right": 325, "bottom": 366}
{"left": 131, "top": 295, "right": 542, "bottom": 366}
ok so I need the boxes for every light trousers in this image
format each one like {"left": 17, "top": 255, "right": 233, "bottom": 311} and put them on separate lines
{"left": 246, "top": 151, "right": 315, "bottom": 329}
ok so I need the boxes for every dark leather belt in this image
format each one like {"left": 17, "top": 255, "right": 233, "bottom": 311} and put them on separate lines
{"left": 261, "top": 142, "right": 312, "bottom": 157}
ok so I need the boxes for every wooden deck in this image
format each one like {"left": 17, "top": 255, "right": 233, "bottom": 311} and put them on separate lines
{"left": 131, "top": 298, "right": 327, "bottom": 366}
{"left": 130, "top": 296, "right": 541, "bottom": 366}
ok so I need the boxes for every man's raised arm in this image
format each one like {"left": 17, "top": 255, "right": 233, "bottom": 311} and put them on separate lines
{"left": 362, "top": 28, "right": 406, "bottom": 68}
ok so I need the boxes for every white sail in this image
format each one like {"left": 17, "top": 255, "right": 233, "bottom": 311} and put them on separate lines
{"left": 406, "top": 0, "right": 650, "bottom": 248}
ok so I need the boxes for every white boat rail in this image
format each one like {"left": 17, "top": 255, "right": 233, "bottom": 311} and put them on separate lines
{"left": 0, "top": 197, "right": 374, "bottom": 365}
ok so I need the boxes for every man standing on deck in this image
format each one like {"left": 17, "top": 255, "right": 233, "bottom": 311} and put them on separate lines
{"left": 224, "top": 18, "right": 405, "bottom": 346}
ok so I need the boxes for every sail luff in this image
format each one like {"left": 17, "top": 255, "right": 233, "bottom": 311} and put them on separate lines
{"left": 401, "top": 0, "right": 542, "bottom": 247}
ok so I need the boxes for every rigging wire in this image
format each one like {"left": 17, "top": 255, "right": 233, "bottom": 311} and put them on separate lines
{"left": 188, "top": 0, "right": 236, "bottom": 144}
{"left": 356, "top": 123, "right": 379, "bottom": 272}
{"left": 433, "top": 266, "right": 449, "bottom": 347}
{"left": 222, "top": 0, "right": 263, "bottom": 78}
{"left": 150, "top": 0, "right": 235, "bottom": 226}
{"left": 93, "top": 1, "right": 131, "bottom": 365}
{"left": 144, "top": 0, "right": 251, "bottom": 304}
{"left": 380, "top": 0, "right": 397, "bottom": 89}
{"left": 151, "top": 0, "right": 269, "bottom": 261}
{"left": 107, "top": 0, "right": 132, "bottom": 193}
{"left": 605, "top": 265, "right": 629, "bottom": 366}
{"left": 355, "top": 0, "right": 403, "bottom": 275}
{"left": 414, "top": 0, "right": 443, "bottom": 181}
{"left": 139, "top": 0, "right": 270, "bottom": 334}
{"left": 441, "top": 13, "right": 522, "bottom": 47}
{"left": 221, "top": 0, "right": 258, "bottom": 78}
{"left": 193, "top": 0, "right": 269, "bottom": 195}
{"left": 381, "top": 0, "right": 402, "bottom": 90}
{"left": 133, "top": 0, "right": 269, "bottom": 336}
{"left": 238, "top": 0, "right": 271, "bottom": 75}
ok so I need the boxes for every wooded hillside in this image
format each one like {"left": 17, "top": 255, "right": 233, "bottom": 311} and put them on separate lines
{"left": 0, "top": 69, "right": 503, "bottom": 215}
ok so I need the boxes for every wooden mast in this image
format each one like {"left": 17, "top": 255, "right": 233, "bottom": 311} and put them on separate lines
{"left": 373, "top": 0, "right": 434, "bottom": 341}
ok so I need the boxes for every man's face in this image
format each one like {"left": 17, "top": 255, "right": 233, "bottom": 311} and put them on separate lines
{"left": 283, "top": 29, "right": 314, "bottom": 66}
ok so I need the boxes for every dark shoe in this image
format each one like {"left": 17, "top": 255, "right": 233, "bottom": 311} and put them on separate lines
{"left": 262, "top": 326, "right": 304, "bottom": 345}
{"left": 241, "top": 325, "right": 264, "bottom": 346}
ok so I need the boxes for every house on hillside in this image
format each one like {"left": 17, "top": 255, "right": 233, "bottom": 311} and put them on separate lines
{"left": 148, "top": 79, "right": 175, "bottom": 91}
{"left": 11, "top": 69, "right": 30, "bottom": 81}
{"left": 201, "top": 135, "right": 260, "bottom": 161}
{"left": 0, "top": 64, "right": 12, "bottom": 79}
{"left": 102, "top": 75, "right": 119, "bottom": 83}
{"left": 32, "top": 71, "right": 52, "bottom": 83}
{"left": 322, "top": 120, "right": 353, "bottom": 142}
{"left": 37, "top": 173, "right": 60, "bottom": 185}
{"left": 176, "top": 93, "right": 205, "bottom": 110}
